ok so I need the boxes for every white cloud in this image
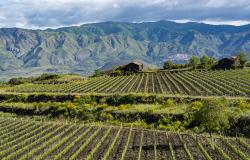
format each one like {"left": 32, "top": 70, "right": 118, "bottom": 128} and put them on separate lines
{"left": 173, "top": 19, "right": 250, "bottom": 26}
{"left": 0, "top": 0, "right": 249, "bottom": 29}
{"left": 113, "top": 3, "right": 120, "bottom": 8}
{"left": 201, "top": 19, "right": 250, "bottom": 26}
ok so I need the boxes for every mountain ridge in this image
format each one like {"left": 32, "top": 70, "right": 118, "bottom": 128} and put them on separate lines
{"left": 0, "top": 20, "right": 249, "bottom": 79}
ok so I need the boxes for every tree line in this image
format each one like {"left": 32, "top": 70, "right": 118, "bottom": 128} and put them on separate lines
{"left": 163, "top": 52, "right": 248, "bottom": 70}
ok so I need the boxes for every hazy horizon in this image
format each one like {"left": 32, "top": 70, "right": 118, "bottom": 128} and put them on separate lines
{"left": 1, "top": 20, "right": 250, "bottom": 30}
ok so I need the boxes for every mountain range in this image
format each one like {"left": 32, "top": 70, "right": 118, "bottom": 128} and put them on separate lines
{"left": 0, "top": 20, "right": 250, "bottom": 80}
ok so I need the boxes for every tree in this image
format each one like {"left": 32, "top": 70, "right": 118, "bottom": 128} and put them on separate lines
{"left": 113, "top": 69, "right": 124, "bottom": 76}
{"left": 208, "top": 58, "right": 217, "bottom": 68}
{"left": 195, "top": 99, "right": 230, "bottom": 136}
{"left": 9, "top": 78, "right": 22, "bottom": 85}
{"left": 163, "top": 60, "right": 173, "bottom": 70}
{"left": 189, "top": 56, "right": 200, "bottom": 69}
{"left": 200, "top": 55, "right": 210, "bottom": 69}
{"left": 8, "top": 77, "right": 29, "bottom": 85}
{"left": 237, "top": 52, "right": 248, "bottom": 67}
{"left": 36, "top": 73, "right": 60, "bottom": 81}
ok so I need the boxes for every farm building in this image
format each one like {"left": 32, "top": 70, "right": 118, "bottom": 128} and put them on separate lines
{"left": 124, "top": 61, "right": 144, "bottom": 72}
{"left": 215, "top": 57, "right": 240, "bottom": 69}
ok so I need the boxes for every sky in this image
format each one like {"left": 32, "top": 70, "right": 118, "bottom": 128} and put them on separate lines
{"left": 0, "top": 0, "right": 250, "bottom": 29}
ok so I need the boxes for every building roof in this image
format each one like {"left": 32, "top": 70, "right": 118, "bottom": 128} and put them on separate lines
{"left": 130, "top": 61, "right": 143, "bottom": 66}
{"left": 219, "top": 57, "right": 237, "bottom": 61}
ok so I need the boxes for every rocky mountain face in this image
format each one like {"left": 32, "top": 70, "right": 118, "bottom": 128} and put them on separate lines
{"left": 0, "top": 20, "right": 250, "bottom": 76}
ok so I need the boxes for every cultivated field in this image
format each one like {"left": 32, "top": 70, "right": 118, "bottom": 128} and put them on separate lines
{"left": 0, "top": 117, "right": 249, "bottom": 160}
{"left": 5, "top": 69, "right": 250, "bottom": 97}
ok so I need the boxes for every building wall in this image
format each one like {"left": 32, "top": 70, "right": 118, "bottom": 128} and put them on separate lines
{"left": 124, "top": 63, "right": 143, "bottom": 72}
{"left": 216, "top": 58, "right": 239, "bottom": 69}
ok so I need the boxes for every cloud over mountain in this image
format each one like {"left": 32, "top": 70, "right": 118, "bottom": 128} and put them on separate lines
{"left": 0, "top": 0, "right": 250, "bottom": 29}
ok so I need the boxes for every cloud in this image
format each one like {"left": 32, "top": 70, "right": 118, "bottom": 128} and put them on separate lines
{"left": 173, "top": 19, "right": 250, "bottom": 26}
{"left": 0, "top": 0, "right": 249, "bottom": 29}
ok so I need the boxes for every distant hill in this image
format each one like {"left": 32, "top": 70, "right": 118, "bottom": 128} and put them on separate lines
{"left": 0, "top": 20, "right": 250, "bottom": 79}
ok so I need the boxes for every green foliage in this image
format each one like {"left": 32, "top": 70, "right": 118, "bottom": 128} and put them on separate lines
{"left": 14, "top": 94, "right": 28, "bottom": 102}
{"left": 99, "top": 112, "right": 113, "bottom": 121}
{"left": 35, "top": 73, "right": 61, "bottom": 81}
{"left": 110, "top": 66, "right": 126, "bottom": 76}
{"left": 162, "top": 98, "right": 174, "bottom": 107}
{"left": 114, "top": 69, "right": 124, "bottom": 76}
{"left": 163, "top": 60, "right": 189, "bottom": 70}
{"left": 98, "top": 97, "right": 107, "bottom": 104}
{"left": 163, "top": 60, "right": 173, "bottom": 70}
{"left": 8, "top": 74, "right": 61, "bottom": 85}
{"left": 200, "top": 55, "right": 210, "bottom": 68}
{"left": 246, "top": 62, "right": 250, "bottom": 67}
{"left": 189, "top": 56, "right": 200, "bottom": 69}
{"left": 126, "top": 120, "right": 148, "bottom": 127}
{"left": 195, "top": 99, "right": 231, "bottom": 132}
{"left": 118, "top": 104, "right": 131, "bottom": 110}
{"left": 73, "top": 95, "right": 93, "bottom": 105}
{"left": 0, "top": 91, "right": 249, "bottom": 136}
{"left": 234, "top": 99, "right": 250, "bottom": 110}
{"left": 96, "top": 103, "right": 108, "bottom": 110}
{"left": 66, "top": 103, "right": 76, "bottom": 110}
{"left": 236, "top": 52, "right": 248, "bottom": 67}
{"left": 200, "top": 55, "right": 216, "bottom": 70}
{"left": 172, "top": 64, "right": 189, "bottom": 69}
{"left": 8, "top": 77, "right": 31, "bottom": 85}
{"left": 157, "top": 114, "right": 185, "bottom": 131}
{"left": 119, "top": 94, "right": 138, "bottom": 104}
{"left": 189, "top": 101, "right": 203, "bottom": 112}
{"left": 162, "top": 54, "right": 247, "bottom": 71}
{"left": 50, "top": 103, "right": 67, "bottom": 117}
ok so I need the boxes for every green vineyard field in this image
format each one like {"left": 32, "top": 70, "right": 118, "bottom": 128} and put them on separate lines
{"left": 0, "top": 117, "right": 249, "bottom": 160}
{"left": 5, "top": 69, "right": 250, "bottom": 97}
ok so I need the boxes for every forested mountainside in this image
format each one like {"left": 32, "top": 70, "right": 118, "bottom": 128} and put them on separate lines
{"left": 0, "top": 20, "right": 250, "bottom": 77}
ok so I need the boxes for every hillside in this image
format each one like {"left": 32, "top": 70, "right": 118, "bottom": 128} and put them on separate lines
{"left": 4, "top": 69, "right": 250, "bottom": 98}
{"left": 0, "top": 117, "right": 249, "bottom": 159}
{"left": 1, "top": 21, "right": 250, "bottom": 79}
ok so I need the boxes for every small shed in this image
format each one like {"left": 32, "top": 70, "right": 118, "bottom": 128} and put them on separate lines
{"left": 124, "top": 61, "right": 144, "bottom": 72}
{"left": 215, "top": 57, "right": 240, "bottom": 69}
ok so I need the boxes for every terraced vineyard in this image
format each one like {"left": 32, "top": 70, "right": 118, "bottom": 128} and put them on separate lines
{"left": 0, "top": 117, "right": 249, "bottom": 160}
{"left": 5, "top": 69, "right": 250, "bottom": 97}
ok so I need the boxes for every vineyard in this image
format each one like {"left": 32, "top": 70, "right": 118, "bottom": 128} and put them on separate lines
{"left": 0, "top": 117, "right": 249, "bottom": 160}
{"left": 5, "top": 69, "right": 250, "bottom": 97}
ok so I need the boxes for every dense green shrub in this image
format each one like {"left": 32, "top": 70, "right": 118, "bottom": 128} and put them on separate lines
{"left": 163, "top": 98, "right": 175, "bottom": 107}
{"left": 35, "top": 73, "right": 61, "bottom": 81}
{"left": 98, "top": 112, "right": 113, "bottom": 121}
{"left": 8, "top": 78, "right": 29, "bottom": 85}
{"left": 11, "top": 94, "right": 28, "bottom": 102}
{"left": 163, "top": 60, "right": 173, "bottom": 70}
{"left": 157, "top": 114, "right": 185, "bottom": 131}
{"left": 236, "top": 52, "right": 248, "bottom": 67}
{"left": 189, "top": 101, "right": 203, "bottom": 112}
{"left": 119, "top": 94, "right": 138, "bottom": 104}
{"left": 73, "top": 95, "right": 94, "bottom": 105}
{"left": 0, "top": 98, "right": 249, "bottom": 136}
{"left": 0, "top": 93, "right": 197, "bottom": 105}
{"left": 189, "top": 56, "right": 200, "bottom": 69}
{"left": 197, "top": 99, "right": 230, "bottom": 132}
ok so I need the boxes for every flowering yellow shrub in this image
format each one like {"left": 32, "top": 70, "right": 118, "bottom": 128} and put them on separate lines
{"left": 73, "top": 95, "right": 81, "bottom": 103}
{"left": 66, "top": 103, "right": 76, "bottom": 110}
{"left": 190, "top": 101, "right": 203, "bottom": 112}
